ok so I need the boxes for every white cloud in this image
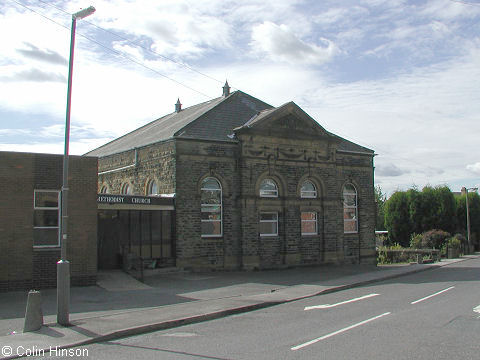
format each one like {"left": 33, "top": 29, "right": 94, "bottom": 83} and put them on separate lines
{"left": 420, "top": 0, "right": 480, "bottom": 20}
{"left": 250, "top": 21, "right": 338, "bottom": 65}
{"left": 467, "top": 162, "right": 480, "bottom": 174}
{"left": 1, "top": 0, "right": 480, "bottom": 197}
{"left": 375, "top": 163, "right": 409, "bottom": 177}
{"left": 92, "top": 0, "right": 233, "bottom": 59}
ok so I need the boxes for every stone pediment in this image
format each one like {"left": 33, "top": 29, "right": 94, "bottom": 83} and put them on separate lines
{"left": 234, "top": 101, "right": 332, "bottom": 140}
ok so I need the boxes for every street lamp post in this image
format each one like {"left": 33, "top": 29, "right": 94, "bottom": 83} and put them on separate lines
{"left": 462, "top": 186, "right": 478, "bottom": 256}
{"left": 58, "top": 5, "right": 95, "bottom": 326}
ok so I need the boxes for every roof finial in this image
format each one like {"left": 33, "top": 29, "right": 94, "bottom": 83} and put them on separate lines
{"left": 222, "top": 80, "right": 230, "bottom": 97}
{"left": 175, "top": 98, "right": 182, "bottom": 113}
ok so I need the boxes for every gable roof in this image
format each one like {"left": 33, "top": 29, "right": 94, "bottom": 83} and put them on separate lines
{"left": 85, "top": 89, "right": 373, "bottom": 157}
{"left": 86, "top": 91, "right": 272, "bottom": 157}
{"left": 235, "top": 101, "right": 331, "bottom": 137}
{"left": 235, "top": 101, "right": 374, "bottom": 155}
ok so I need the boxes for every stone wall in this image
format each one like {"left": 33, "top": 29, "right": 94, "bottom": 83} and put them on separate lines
{"left": 174, "top": 131, "right": 375, "bottom": 270}
{"left": 175, "top": 139, "right": 239, "bottom": 270}
{"left": 238, "top": 132, "right": 337, "bottom": 269}
{"left": 95, "top": 132, "right": 375, "bottom": 271}
{"left": 97, "top": 140, "right": 176, "bottom": 195}
{"left": 0, "top": 152, "right": 97, "bottom": 292}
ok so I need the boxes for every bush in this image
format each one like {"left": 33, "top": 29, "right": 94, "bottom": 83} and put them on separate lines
{"left": 421, "top": 229, "right": 450, "bottom": 249}
{"left": 447, "top": 234, "right": 465, "bottom": 249}
{"left": 447, "top": 236, "right": 462, "bottom": 250}
{"left": 410, "top": 233, "right": 422, "bottom": 249}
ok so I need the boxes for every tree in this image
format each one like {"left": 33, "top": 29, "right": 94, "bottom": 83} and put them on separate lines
{"left": 385, "top": 191, "right": 411, "bottom": 247}
{"left": 406, "top": 188, "right": 422, "bottom": 235}
{"left": 433, "top": 186, "right": 456, "bottom": 234}
{"left": 374, "top": 185, "right": 386, "bottom": 231}
{"left": 456, "top": 192, "right": 480, "bottom": 250}
{"left": 420, "top": 186, "right": 438, "bottom": 232}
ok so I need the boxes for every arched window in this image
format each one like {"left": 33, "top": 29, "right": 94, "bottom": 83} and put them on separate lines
{"left": 121, "top": 183, "right": 133, "bottom": 195}
{"left": 99, "top": 185, "right": 109, "bottom": 194}
{"left": 343, "top": 184, "right": 358, "bottom": 233}
{"left": 146, "top": 179, "right": 158, "bottom": 196}
{"left": 301, "top": 180, "right": 317, "bottom": 198}
{"left": 201, "top": 177, "right": 222, "bottom": 236}
{"left": 259, "top": 179, "right": 278, "bottom": 197}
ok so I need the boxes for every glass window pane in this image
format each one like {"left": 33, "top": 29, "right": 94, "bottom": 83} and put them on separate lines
{"left": 301, "top": 212, "right": 316, "bottom": 221}
{"left": 301, "top": 191, "right": 317, "bottom": 198}
{"left": 201, "top": 221, "right": 222, "bottom": 235}
{"left": 301, "top": 181, "right": 315, "bottom": 192}
{"left": 34, "top": 228, "right": 59, "bottom": 246}
{"left": 260, "top": 222, "right": 277, "bottom": 235}
{"left": 161, "top": 211, "right": 171, "bottom": 243}
{"left": 201, "top": 190, "right": 221, "bottom": 204}
{"left": 34, "top": 210, "right": 59, "bottom": 227}
{"left": 302, "top": 221, "right": 317, "bottom": 234}
{"left": 201, "top": 212, "right": 222, "bottom": 221}
{"left": 148, "top": 181, "right": 158, "bottom": 195}
{"left": 343, "top": 194, "right": 356, "bottom": 207}
{"left": 122, "top": 184, "right": 132, "bottom": 195}
{"left": 260, "top": 189, "right": 278, "bottom": 197}
{"left": 35, "top": 191, "right": 58, "bottom": 208}
{"left": 301, "top": 181, "right": 317, "bottom": 198}
{"left": 344, "top": 208, "right": 357, "bottom": 220}
{"left": 202, "top": 178, "right": 221, "bottom": 190}
{"left": 260, "top": 179, "right": 278, "bottom": 197}
{"left": 201, "top": 177, "right": 222, "bottom": 236}
{"left": 201, "top": 204, "right": 221, "bottom": 212}
{"left": 260, "top": 213, "right": 277, "bottom": 221}
{"left": 344, "top": 220, "right": 357, "bottom": 233}
{"left": 343, "top": 184, "right": 356, "bottom": 195}
{"left": 260, "top": 179, "right": 277, "bottom": 191}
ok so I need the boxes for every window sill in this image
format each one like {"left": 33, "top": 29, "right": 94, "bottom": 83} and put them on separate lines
{"left": 33, "top": 246, "right": 61, "bottom": 251}
{"left": 260, "top": 234, "right": 279, "bottom": 237}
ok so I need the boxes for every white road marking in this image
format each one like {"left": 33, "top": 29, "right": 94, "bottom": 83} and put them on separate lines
{"left": 291, "top": 312, "right": 391, "bottom": 351}
{"left": 304, "top": 293, "right": 380, "bottom": 311}
{"left": 410, "top": 286, "right": 455, "bottom": 305}
{"left": 161, "top": 332, "right": 198, "bottom": 337}
{"left": 473, "top": 305, "right": 480, "bottom": 317}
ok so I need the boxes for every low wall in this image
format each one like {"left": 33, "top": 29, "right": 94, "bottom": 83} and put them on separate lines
{"left": 377, "top": 248, "right": 441, "bottom": 264}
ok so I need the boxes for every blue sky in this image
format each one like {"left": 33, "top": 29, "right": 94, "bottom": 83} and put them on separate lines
{"left": 1, "top": 0, "right": 479, "bottom": 195}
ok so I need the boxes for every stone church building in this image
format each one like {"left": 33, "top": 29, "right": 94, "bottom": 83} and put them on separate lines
{"left": 87, "top": 83, "right": 375, "bottom": 270}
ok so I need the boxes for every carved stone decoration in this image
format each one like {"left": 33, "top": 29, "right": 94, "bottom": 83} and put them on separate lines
{"left": 267, "top": 154, "right": 276, "bottom": 175}
{"left": 209, "top": 162, "right": 215, "bottom": 175}
{"left": 279, "top": 148, "right": 303, "bottom": 159}
{"left": 307, "top": 158, "right": 313, "bottom": 176}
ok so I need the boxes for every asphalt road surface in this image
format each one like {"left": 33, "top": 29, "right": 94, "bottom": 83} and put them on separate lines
{"left": 33, "top": 258, "right": 480, "bottom": 360}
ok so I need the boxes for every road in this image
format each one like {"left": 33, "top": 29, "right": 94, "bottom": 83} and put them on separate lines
{"left": 32, "top": 258, "right": 480, "bottom": 359}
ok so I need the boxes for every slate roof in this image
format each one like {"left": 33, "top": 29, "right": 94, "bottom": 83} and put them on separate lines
{"left": 86, "top": 91, "right": 272, "bottom": 157}
{"left": 86, "top": 89, "right": 373, "bottom": 157}
{"left": 332, "top": 134, "right": 374, "bottom": 154}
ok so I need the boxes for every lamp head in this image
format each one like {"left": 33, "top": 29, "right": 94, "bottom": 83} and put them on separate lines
{"left": 73, "top": 6, "right": 96, "bottom": 20}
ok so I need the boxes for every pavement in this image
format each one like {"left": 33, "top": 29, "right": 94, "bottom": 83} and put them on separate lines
{"left": 1, "top": 255, "right": 478, "bottom": 359}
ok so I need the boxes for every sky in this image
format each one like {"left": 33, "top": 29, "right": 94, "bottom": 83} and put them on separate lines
{"left": 1, "top": 0, "right": 479, "bottom": 196}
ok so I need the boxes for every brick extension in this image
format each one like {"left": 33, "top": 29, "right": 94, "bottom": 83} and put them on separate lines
{"left": 0, "top": 152, "right": 98, "bottom": 292}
